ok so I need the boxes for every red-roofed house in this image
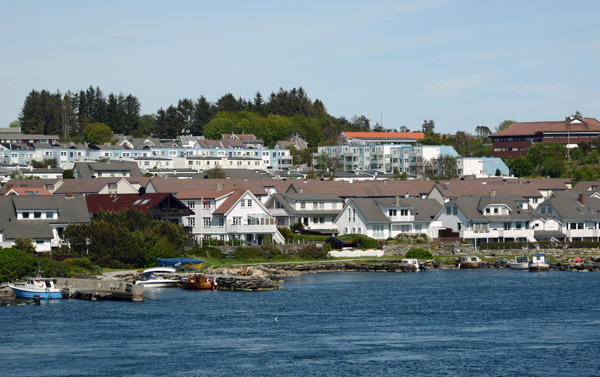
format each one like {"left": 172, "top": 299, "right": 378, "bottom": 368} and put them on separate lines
{"left": 176, "top": 189, "right": 284, "bottom": 244}
{"left": 4, "top": 186, "right": 52, "bottom": 196}
{"left": 339, "top": 131, "right": 425, "bottom": 145}
{"left": 490, "top": 117, "right": 600, "bottom": 157}
{"left": 85, "top": 193, "right": 193, "bottom": 225}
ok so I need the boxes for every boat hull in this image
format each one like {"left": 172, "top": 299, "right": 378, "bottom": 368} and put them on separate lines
{"left": 508, "top": 262, "right": 529, "bottom": 270}
{"left": 136, "top": 281, "right": 178, "bottom": 288}
{"left": 10, "top": 286, "right": 62, "bottom": 299}
{"left": 182, "top": 275, "right": 215, "bottom": 290}
{"left": 529, "top": 263, "right": 549, "bottom": 272}
{"left": 458, "top": 262, "right": 480, "bottom": 269}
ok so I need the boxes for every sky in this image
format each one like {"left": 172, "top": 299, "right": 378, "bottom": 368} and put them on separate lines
{"left": 1, "top": 0, "right": 599, "bottom": 135}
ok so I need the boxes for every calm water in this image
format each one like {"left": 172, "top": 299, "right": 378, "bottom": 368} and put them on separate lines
{"left": 2, "top": 269, "right": 600, "bottom": 376}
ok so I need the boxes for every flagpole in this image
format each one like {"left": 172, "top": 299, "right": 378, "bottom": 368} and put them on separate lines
{"left": 200, "top": 197, "right": 203, "bottom": 247}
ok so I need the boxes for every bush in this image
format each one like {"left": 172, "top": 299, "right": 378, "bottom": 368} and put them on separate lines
{"left": 339, "top": 234, "right": 376, "bottom": 249}
{"left": 298, "top": 245, "right": 329, "bottom": 259}
{"left": 191, "top": 245, "right": 225, "bottom": 259}
{"left": 278, "top": 227, "right": 294, "bottom": 241}
{"left": 233, "top": 247, "right": 264, "bottom": 260}
{"left": 405, "top": 248, "right": 432, "bottom": 259}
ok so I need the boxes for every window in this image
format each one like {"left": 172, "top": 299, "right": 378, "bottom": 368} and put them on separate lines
{"left": 504, "top": 222, "right": 510, "bottom": 230}
{"left": 46, "top": 212, "right": 54, "bottom": 219}
{"left": 300, "top": 202, "right": 306, "bottom": 209}
{"left": 203, "top": 218, "right": 211, "bottom": 227}
{"left": 415, "top": 224, "right": 422, "bottom": 232}
{"left": 389, "top": 209, "right": 397, "bottom": 217}
{"left": 218, "top": 217, "right": 225, "bottom": 227}
{"left": 34, "top": 212, "right": 42, "bottom": 219}
{"left": 188, "top": 217, "right": 195, "bottom": 227}
{"left": 486, "top": 208, "right": 491, "bottom": 214}
{"left": 453, "top": 206, "right": 458, "bottom": 215}
{"left": 22, "top": 212, "right": 30, "bottom": 219}
{"left": 247, "top": 200, "right": 252, "bottom": 207}
{"left": 494, "top": 208, "right": 498, "bottom": 214}
{"left": 313, "top": 217, "right": 318, "bottom": 224}
{"left": 241, "top": 200, "right": 245, "bottom": 207}
{"left": 446, "top": 207, "right": 452, "bottom": 215}
{"left": 320, "top": 202, "right": 324, "bottom": 209}
{"left": 400, "top": 209, "right": 409, "bottom": 216}
{"left": 319, "top": 217, "right": 324, "bottom": 224}
{"left": 188, "top": 201, "right": 195, "bottom": 209}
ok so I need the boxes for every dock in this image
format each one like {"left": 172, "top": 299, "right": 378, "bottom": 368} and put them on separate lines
{"left": 56, "top": 277, "right": 144, "bottom": 302}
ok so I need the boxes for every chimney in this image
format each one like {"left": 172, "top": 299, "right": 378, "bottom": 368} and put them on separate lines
{"left": 395, "top": 196, "right": 400, "bottom": 206}
{"left": 490, "top": 190, "right": 496, "bottom": 197}
{"left": 65, "top": 190, "right": 73, "bottom": 198}
{"left": 404, "top": 192, "right": 409, "bottom": 198}
{"left": 298, "top": 188, "right": 303, "bottom": 193}
{"left": 216, "top": 182, "right": 222, "bottom": 191}
{"left": 578, "top": 193, "right": 584, "bottom": 205}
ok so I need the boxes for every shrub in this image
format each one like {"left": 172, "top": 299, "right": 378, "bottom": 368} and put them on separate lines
{"left": 277, "top": 227, "right": 294, "bottom": 241}
{"left": 233, "top": 247, "right": 263, "bottom": 260}
{"left": 191, "top": 245, "right": 225, "bottom": 259}
{"left": 298, "top": 245, "right": 328, "bottom": 259}
{"left": 405, "top": 248, "right": 432, "bottom": 259}
{"left": 339, "top": 234, "right": 377, "bottom": 249}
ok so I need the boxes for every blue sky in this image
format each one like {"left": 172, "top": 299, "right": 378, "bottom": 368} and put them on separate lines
{"left": 1, "top": 0, "right": 599, "bottom": 134}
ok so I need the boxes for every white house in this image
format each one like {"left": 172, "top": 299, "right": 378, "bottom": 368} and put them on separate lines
{"left": 334, "top": 197, "right": 442, "bottom": 240}
{"left": 265, "top": 192, "right": 343, "bottom": 231}
{"left": 177, "top": 189, "right": 284, "bottom": 244}
{"left": 0, "top": 196, "right": 91, "bottom": 252}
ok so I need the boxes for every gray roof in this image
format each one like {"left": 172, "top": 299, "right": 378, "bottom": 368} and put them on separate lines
{"left": 74, "top": 161, "right": 143, "bottom": 178}
{"left": 0, "top": 196, "right": 90, "bottom": 240}
{"left": 350, "top": 198, "right": 390, "bottom": 223}
{"left": 266, "top": 193, "right": 342, "bottom": 217}
{"left": 373, "top": 197, "right": 442, "bottom": 222}
{"left": 540, "top": 191, "right": 600, "bottom": 220}
{"left": 449, "top": 195, "right": 534, "bottom": 221}
{"left": 281, "top": 192, "right": 343, "bottom": 201}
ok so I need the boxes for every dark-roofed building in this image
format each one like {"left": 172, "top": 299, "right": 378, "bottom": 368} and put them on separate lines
{"left": 335, "top": 197, "right": 442, "bottom": 240}
{"left": 73, "top": 161, "right": 143, "bottom": 179}
{"left": 435, "top": 194, "right": 536, "bottom": 247}
{"left": 86, "top": 193, "right": 192, "bottom": 226}
{"left": 0, "top": 195, "right": 90, "bottom": 252}
{"left": 490, "top": 117, "right": 600, "bottom": 157}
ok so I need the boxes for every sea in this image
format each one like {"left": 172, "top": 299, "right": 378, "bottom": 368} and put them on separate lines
{"left": 2, "top": 269, "right": 600, "bottom": 377}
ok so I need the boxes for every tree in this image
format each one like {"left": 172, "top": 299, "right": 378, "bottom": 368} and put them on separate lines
{"left": 205, "top": 165, "right": 226, "bottom": 179}
{"left": 9, "top": 120, "right": 20, "bottom": 128}
{"left": 253, "top": 92, "right": 266, "bottom": 115}
{"left": 454, "top": 131, "right": 477, "bottom": 157}
{"left": 15, "top": 237, "right": 36, "bottom": 254}
{"left": 496, "top": 120, "right": 513, "bottom": 132}
{"left": 314, "top": 152, "right": 340, "bottom": 180}
{"left": 475, "top": 125, "right": 491, "bottom": 139}
{"left": 216, "top": 93, "right": 239, "bottom": 113}
{"left": 566, "top": 110, "right": 582, "bottom": 120}
{"left": 419, "top": 155, "right": 458, "bottom": 180}
{"left": 83, "top": 122, "right": 113, "bottom": 146}
{"left": 63, "top": 169, "right": 74, "bottom": 179}
{"left": 422, "top": 119, "right": 435, "bottom": 134}
{"left": 507, "top": 156, "right": 533, "bottom": 177}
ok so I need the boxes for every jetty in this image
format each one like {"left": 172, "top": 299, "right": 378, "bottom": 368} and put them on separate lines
{"left": 56, "top": 277, "right": 144, "bottom": 302}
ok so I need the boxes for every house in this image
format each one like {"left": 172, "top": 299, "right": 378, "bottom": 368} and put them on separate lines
{"left": 335, "top": 197, "right": 442, "bottom": 240}
{"left": 275, "top": 134, "right": 309, "bottom": 150}
{"left": 530, "top": 191, "right": 600, "bottom": 242}
{"left": 176, "top": 189, "right": 284, "bottom": 244}
{"left": 490, "top": 117, "right": 600, "bottom": 157}
{"left": 221, "top": 134, "right": 264, "bottom": 149}
{"left": 53, "top": 178, "right": 140, "bottom": 196}
{"left": 0, "top": 195, "right": 91, "bottom": 252}
{"left": 4, "top": 186, "right": 51, "bottom": 196}
{"left": 73, "top": 161, "right": 143, "bottom": 179}
{"left": 434, "top": 194, "right": 536, "bottom": 248}
{"left": 265, "top": 192, "right": 343, "bottom": 232}
{"left": 85, "top": 192, "right": 193, "bottom": 225}
{"left": 0, "top": 178, "right": 63, "bottom": 194}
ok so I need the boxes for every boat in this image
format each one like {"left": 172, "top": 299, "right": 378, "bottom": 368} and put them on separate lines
{"left": 9, "top": 268, "right": 62, "bottom": 299}
{"left": 456, "top": 256, "right": 482, "bottom": 269}
{"left": 507, "top": 256, "right": 530, "bottom": 270}
{"left": 401, "top": 259, "right": 420, "bottom": 271}
{"left": 182, "top": 274, "right": 216, "bottom": 291}
{"left": 529, "top": 253, "right": 550, "bottom": 272}
{"left": 135, "top": 267, "right": 179, "bottom": 288}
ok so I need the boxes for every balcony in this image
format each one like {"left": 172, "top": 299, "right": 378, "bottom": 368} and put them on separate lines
{"left": 227, "top": 224, "right": 277, "bottom": 233}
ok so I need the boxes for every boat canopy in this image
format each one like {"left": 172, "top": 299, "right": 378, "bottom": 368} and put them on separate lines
{"left": 156, "top": 258, "right": 203, "bottom": 270}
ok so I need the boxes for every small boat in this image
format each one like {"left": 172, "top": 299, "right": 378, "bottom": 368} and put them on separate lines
{"left": 508, "top": 256, "right": 530, "bottom": 270}
{"left": 135, "top": 267, "right": 179, "bottom": 288}
{"left": 456, "top": 256, "right": 482, "bottom": 269}
{"left": 529, "top": 254, "right": 549, "bottom": 272}
{"left": 401, "top": 259, "right": 420, "bottom": 271}
{"left": 9, "top": 268, "right": 62, "bottom": 299}
{"left": 182, "top": 274, "right": 216, "bottom": 291}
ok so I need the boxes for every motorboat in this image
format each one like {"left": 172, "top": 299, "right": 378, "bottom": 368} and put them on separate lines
{"left": 135, "top": 267, "right": 179, "bottom": 288}
{"left": 529, "top": 253, "right": 550, "bottom": 272}
{"left": 401, "top": 259, "right": 420, "bottom": 271}
{"left": 507, "top": 256, "right": 530, "bottom": 270}
{"left": 9, "top": 269, "right": 62, "bottom": 299}
{"left": 182, "top": 274, "right": 216, "bottom": 291}
{"left": 456, "top": 256, "right": 482, "bottom": 269}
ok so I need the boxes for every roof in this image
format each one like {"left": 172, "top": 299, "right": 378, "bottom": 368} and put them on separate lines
{"left": 86, "top": 193, "right": 179, "bottom": 215}
{"left": 448, "top": 195, "right": 533, "bottom": 221}
{"left": 147, "top": 177, "right": 277, "bottom": 196}
{"left": 372, "top": 197, "right": 442, "bottom": 221}
{"left": 74, "top": 161, "right": 143, "bottom": 178}
{"left": 541, "top": 191, "right": 600, "bottom": 220}
{"left": 0, "top": 196, "right": 90, "bottom": 239}
{"left": 176, "top": 190, "right": 234, "bottom": 200}
{"left": 6, "top": 187, "right": 51, "bottom": 196}
{"left": 266, "top": 193, "right": 342, "bottom": 217}
{"left": 349, "top": 198, "right": 390, "bottom": 223}
{"left": 343, "top": 131, "right": 425, "bottom": 140}
{"left": 53, "top": 178, "right": 133, "bottom": 195}
{"left": 213, "top": 189, "right": 247, "bottom": 215}
{"left": 491, "top": 118, "right": 600, "bottom": 137}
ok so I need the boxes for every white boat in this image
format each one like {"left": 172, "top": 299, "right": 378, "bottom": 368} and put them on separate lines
{"left": 9, "top": 269, "right": 62, "bottom": 299}
{"left": 508, "top": 256, "right": 530, "bottom": 270}
{"left": 135, "top": 267, "right": 179, "bottom": 288}
{"left": 456, "top": 256, "right": 482, "bottom": 269}
{"left": 529, "top": 253, "right": 550, "bottom": 272}
{"left": 401, "top": 259, "right": 420, "bottom": 271}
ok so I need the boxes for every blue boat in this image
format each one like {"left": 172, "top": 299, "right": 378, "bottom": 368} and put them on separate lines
{"left": 9, "top": 269, "right": 62, "bottom": 299}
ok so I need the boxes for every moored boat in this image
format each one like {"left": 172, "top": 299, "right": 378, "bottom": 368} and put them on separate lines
{"left": 508, "top": 256, "right": 530, "bottom": 270}
{"left": 9, "top": 269, "right": 62, "bottom": 299}
{"left": 135, "top": 267, "right": 179, "bottom": 288}
{"left": 182, "top": 274, "right": 216, "bottom": 291}
{"left": 529, "top": 253, "right": 549, "bottom": 272}
{"left": 456, "top": 256, "right": 482, "bottom": 269}
{"left": 401, "top": 259, "right": 420, "bottom": 271}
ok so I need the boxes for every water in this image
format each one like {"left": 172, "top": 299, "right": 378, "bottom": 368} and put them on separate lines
{"left": 2, "top": 269, "right": 600, "bottom": 376}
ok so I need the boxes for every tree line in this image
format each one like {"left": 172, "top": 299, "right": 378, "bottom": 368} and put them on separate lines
{"left": 17, "top": 86, "right": 376, "bottom": 147}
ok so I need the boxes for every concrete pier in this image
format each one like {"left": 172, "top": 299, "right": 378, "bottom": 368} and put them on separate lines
{"left": 56, "top": 277, "right": 144, "bottom": 302}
